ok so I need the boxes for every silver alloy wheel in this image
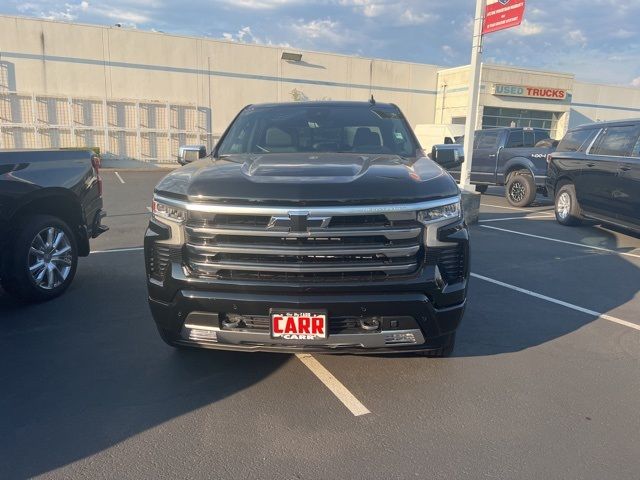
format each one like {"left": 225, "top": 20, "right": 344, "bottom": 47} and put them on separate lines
{"left": 509, "top": 180, "right": 526, "bottom": 202}
{"left": 557, "top": 191, "right": 571, "bottom": 220}
{"left": 28, "top": 227, "right": 73, "bottom": 290}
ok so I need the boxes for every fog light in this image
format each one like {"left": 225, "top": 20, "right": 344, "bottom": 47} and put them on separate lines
{"left": 186, "top": 327, "right": 218, "bottom": 342}
{"left": 384, "top": 332, "right": 416, "bottom": 345}
{"left": 359, "top": 317, "right": 381, "bottom": 331}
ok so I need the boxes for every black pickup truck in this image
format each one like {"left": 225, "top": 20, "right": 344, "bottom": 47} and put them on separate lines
{"left": 439, "top": 127, "right": 556, "bottom": 207}
{"left": 145, "top": 101, "right": 469, "bottom": 356}
{"left": 0, "top": 149, "right": 107, "bottom": 302}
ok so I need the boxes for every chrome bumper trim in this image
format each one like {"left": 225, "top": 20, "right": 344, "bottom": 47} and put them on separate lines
{"left": 180, "top": 326, "right": 425, "bottom": 349}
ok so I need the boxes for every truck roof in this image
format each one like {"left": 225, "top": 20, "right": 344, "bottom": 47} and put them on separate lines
{"left": 247, "top": 101, "right": 398, "bottom": 109}
{"left": 480, "top": 127, "right": 548, "bottom": 132}
{"left": 571, "top": 118, "right": 640, "bottom": 130}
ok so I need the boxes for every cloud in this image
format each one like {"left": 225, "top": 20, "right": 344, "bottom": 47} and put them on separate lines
{"left": 632, "top": 77, "right": 640, "bottom": 88}
{"left": 17, "top": 1, "right": 90, "bottom": 21}
{"left": 339, "top": 0, "right": 386, "bottom": 17}
{"left": 441, "top": 45, "right": 453, "bottom": 57}
{"left": 290, "top": 18, "right": 349, "bottom": 46}
{"left": 339, "top": 0, "right": 435, "bottom": 25}
{"left": 397, "top": 9, "right": 433, "bottom": 26}
{"left": 219, "top": 0, "right": 302, "bottom": 9}
{"left": 564, "top": 29, "right": 587, "bottom": 46}
{"left": 15, "top": 1, "right": 153, "bottom": 25}
{"left": 221, "top": 25, "right": 290, "bottom": 46}
{"left": 612, "top": 29, "right": 636, "bottom": 39}
{"left": 513, "top": 20, "right": 544, "bottom": 36}
{"left": 3, "top": 0, "right": 640, "bottom": 85}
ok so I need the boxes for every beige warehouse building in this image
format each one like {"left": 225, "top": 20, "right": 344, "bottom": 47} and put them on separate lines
{"left": 1, "top": 15, "right": 639, "bottom": 163}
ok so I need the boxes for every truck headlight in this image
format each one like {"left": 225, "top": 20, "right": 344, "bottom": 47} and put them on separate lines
{"left": 152, "top": 199, "right": 187, "bottom": 223}
{"left": 417, "top": 200, "right": 461, "bottom": 223}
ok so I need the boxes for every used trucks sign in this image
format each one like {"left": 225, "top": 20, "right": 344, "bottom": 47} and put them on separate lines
{"left": 493, "top": 84, "right": 567, "bottom": 100}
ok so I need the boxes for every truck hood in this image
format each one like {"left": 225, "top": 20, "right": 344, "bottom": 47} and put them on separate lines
{"left": 155, "top": 153, "right": 459, "bottom": 204}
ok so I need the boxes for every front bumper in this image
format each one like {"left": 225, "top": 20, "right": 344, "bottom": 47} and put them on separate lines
{"left": 149, "top": 289, "right": 466, "bottom": 354}
{"left": 145, "top": 216, "right": 469, "bottom": 354}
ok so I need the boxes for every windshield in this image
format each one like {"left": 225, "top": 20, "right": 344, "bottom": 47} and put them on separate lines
{"left": 217, "top": 104, "right": 418, "bottom": 157}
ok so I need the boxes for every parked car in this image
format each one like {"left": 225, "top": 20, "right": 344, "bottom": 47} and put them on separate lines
{"left": 0, "top": 149, "right": 107, "bottom": 302}
{"left": 414, "top": 123, "right": 465, "bottom": 151}
{"left": 547, "top": 119, "right": 640, "bottom": 233}
{"left": 145, "top": 101, "right": 469, "bottom": 356}
{"left": 440, "top": 127, "right": 555, "bottom": 207}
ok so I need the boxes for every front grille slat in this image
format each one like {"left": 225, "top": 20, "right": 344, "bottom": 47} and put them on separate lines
{"left": 185, "top": 225, "right": 421, "bottom": 240}
{"left": 190, "top": 260, "right": 418, "bottom": 274}
{"left": 186, "top": 243, "right": 419, "bottom": 258}
{"left": 184, "top": 207, "right": 425, "bottom": 282}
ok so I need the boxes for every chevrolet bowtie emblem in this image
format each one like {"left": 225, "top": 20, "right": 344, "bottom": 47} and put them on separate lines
{"left": 267, "top": 212, "right": 331, "bottom": 232}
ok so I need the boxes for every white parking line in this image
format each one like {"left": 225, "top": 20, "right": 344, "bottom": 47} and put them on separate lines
{"left": 295, "top": 353, "right": 371, "bottom": 417}
{"left": 114, "top": 172, "right": 125, "bottom": 184}
{"left": 481, "top": 202, "right": 554, "bottom": 214}
{"left": 480, "top": 225, "right": 640, "bottom": 259}
{"left": 91, "top": 246, "right": 144, "bottom": 254}
{"left": 479, "top": 215, "right": 552, "bottom": 223}
{"left": 471, "top": 273, "right": 640, "bottom": 332}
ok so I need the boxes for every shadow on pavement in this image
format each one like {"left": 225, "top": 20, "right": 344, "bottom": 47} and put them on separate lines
{"left": 455, "top": 210, "right": 640, "bottom": 357}
{"left": 0, "top": 253, "right": 289, "bottom": 478}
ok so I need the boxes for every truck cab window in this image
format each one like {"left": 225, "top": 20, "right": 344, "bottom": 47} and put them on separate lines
{"left": 506, "top": 131, "right": 524, "bottom": 148}
{"left": 476, "top": 131, "right": 500, "bottom": 149}
{"left": 523, "top": 130, "right": 535, "bottom": 147}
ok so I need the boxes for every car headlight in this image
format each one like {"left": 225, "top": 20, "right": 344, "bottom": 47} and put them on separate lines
{"left": 417, "top": 200, "right": 461, "bottom": 223}
{"left": 152, "top": 199, "right": 187, "bottom": 223}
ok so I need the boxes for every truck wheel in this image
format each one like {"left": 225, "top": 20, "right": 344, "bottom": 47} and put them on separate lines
{"left": 0, "top": 215, "right": 78, "bottom": 302}
{"left": 475, "top": 185, "right": 488, "bottom": 194}
{"left": 416, "top": 333, "right": 456, "bottom": 358}
{"left": 555, "top": 183, "right": 582, "bottom": 226}
{"left": 505, "top": 170, "right": 536, "bottom": 207}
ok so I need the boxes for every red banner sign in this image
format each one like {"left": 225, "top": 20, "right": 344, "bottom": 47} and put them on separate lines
{"left": 483, "top": 0, "right": 526, "bottom": 34}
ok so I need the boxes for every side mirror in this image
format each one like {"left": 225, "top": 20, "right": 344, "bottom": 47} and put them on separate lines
{"left": 431, "top": 144, "right": 464, "bottom": 169}
{"left": 178, "top": 145, "right": 207, "bottom": 165}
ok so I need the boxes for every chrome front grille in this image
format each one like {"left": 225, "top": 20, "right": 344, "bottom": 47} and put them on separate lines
{"left": 183, "top": 205, "right": 425, "bottom": 281}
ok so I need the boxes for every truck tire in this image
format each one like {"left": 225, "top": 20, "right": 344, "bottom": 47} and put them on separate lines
{"left": 0, "top": 215, "right": 78, "bottom": 302}
{"left": 416, "top": 333, "right": 456, "bottom": 357}
{"left": 554, "top": 183, "right": 582, "bottom": 226}
{"left": 505, "top": 170, "right": 536, "bottom": 207}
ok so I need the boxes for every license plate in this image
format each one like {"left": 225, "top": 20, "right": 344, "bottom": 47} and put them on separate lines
{"left": 271, "top": 311, "right": 327, "bottom": 340}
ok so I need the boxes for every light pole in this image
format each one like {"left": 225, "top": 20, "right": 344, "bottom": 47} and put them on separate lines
{"left": 459, "top": 0, "right": 486, "bottom": 191}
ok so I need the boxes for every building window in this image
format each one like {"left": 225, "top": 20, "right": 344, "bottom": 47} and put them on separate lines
{"left": 482, "top": 107, "right": 560, "bottom": 137}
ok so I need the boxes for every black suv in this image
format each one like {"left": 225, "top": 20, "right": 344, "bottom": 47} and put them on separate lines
{"left": 144, "top": 101, "right": 469, "bottom": 356}
{"left": 547, "top": 119, "right": 640, "bottom": 233}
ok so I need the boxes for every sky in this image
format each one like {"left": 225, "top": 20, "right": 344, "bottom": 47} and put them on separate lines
{"left": 3, "top": 0, "right": 640, "bottom": 87}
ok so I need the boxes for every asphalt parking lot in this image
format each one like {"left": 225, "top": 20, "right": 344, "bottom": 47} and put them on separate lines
{"left": 2, "top": 170, "right": 639, "bottom": 479}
